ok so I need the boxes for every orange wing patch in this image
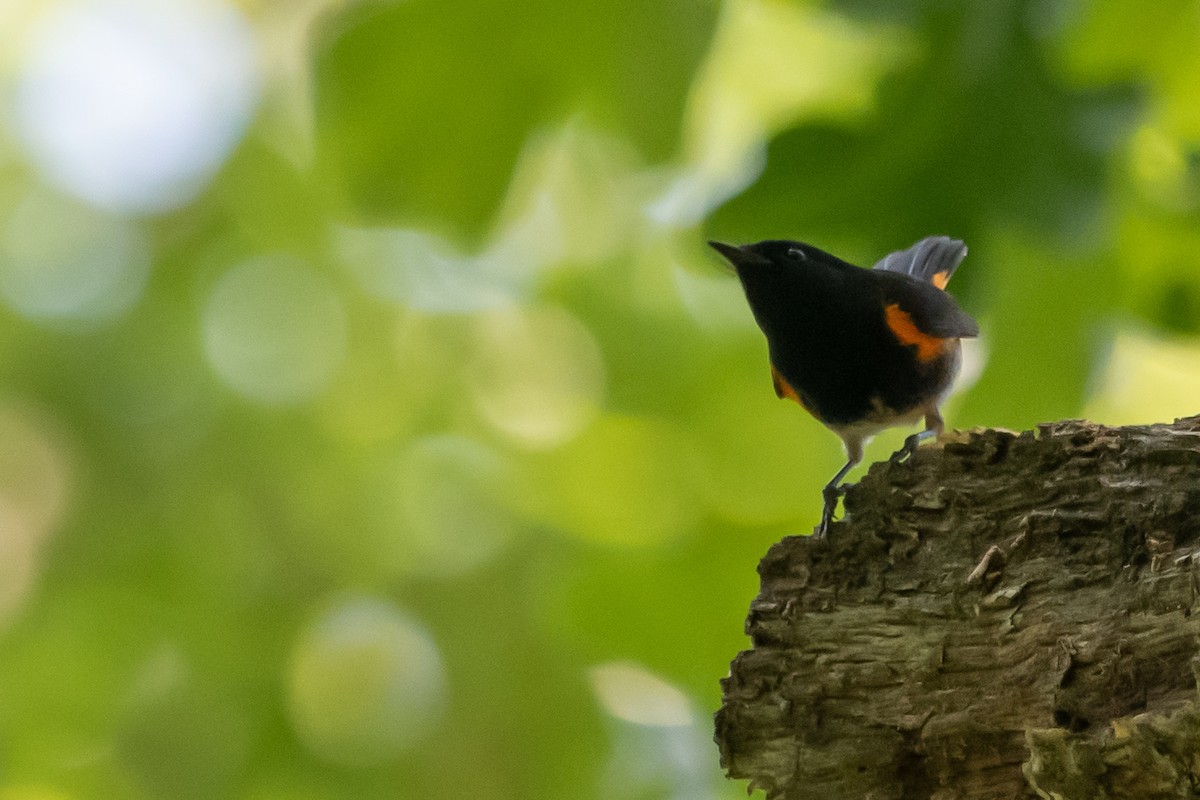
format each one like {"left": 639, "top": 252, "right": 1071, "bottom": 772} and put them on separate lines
{"left": 771, "top": 363, "right": 809, "bottom": 410}
{"left": 931, "top": 271, "right": 950, "bottom": 290}
{"left": 884, "top": 304, "right": 948, "bottom": 362}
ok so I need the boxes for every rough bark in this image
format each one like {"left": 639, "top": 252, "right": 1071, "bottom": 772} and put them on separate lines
{"left": 715, "top": 416, "right": 1200, "bottom": 800}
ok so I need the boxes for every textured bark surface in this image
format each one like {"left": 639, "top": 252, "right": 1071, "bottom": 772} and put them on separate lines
{"left": 716, "top": 416, "right": 1200, "bottom": 800}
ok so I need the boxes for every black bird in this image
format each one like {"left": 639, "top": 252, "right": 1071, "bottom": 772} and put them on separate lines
{"left": 709, "top": 236, "right": 978, "bottom": 536}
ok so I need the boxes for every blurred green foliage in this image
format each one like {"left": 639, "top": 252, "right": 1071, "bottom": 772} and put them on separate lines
{"left": 0, "top": 0, "right": 1199, "bottom": 799}
{"left": 313, "top": 0, "right": 719, "bottom": 241}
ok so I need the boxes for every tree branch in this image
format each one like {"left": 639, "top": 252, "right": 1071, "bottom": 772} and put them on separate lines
{"left": 716, "top": 416, "right": 1200, "bottom": 800}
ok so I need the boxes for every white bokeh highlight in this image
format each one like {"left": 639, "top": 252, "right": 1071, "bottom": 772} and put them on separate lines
{"left": 589, "top": 661, "right": 694, "bottom": 728}
{"left": 389, "top": 435, "right": 516, "bottom": 577}
{"left": 336, "top": 226, "right": 519, "bottom": 313}
{"left": 468, "top": 306, "right": 606, "bottom": 449}
{"left": 202, "top": 256, "right": 347, "bottom": 405}
{"left": 0, "top": 189, "right": 150, "bottom": 323}
{"left": 589, "top": 661, "right": 723, "bottom": 800}
{"left": 11, "top": 0, "right": 258, "bottom": 214}
{"left": 288, "top": 598, "right": 446, "bottom": 766}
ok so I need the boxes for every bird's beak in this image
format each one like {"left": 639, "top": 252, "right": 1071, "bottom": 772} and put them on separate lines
{"left": 707, "top": 240, "right": 743, "bottom": 261}
{"left": 708, "top": 240, "right": 765, "bottom": 271}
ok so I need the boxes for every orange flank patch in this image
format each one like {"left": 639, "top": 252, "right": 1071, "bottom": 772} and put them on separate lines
{"left": 771, "top": 363, "right": 806, "bottom": 408}
{"left": 931, "top": 271, "right": 950, "bottom": 290}
{"left": 884, "top": 304, "right": 947, "bottom": 362}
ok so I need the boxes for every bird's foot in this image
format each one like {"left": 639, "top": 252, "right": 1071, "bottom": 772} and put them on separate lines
{"left": 815, "top": 483, "right": 846, "bottom": 538}
{"left": 889, "top": 431, "right": 929, "bottom": 465}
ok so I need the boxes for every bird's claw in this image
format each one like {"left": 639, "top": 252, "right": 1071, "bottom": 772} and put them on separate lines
{"left": 889, "top": 432, "right": 923, "bottom": 465}
{"left": 815, "top": 484, "right": 846, "bottom": 538}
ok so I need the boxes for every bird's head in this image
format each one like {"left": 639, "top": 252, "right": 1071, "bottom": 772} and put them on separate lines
{"left": 707, "top": 240, "right": 835, "bottom": 275}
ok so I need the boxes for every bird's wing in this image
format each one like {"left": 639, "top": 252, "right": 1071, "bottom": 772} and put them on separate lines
{"left": 873, "top": 236, "right": 967, "bottom": 291}
{"left": 877, "top": 271, "right": 979, "bottom": 341}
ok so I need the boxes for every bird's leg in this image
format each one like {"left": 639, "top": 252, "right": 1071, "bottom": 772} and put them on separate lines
{"left": 816, "top": 439, "right": 863, "bottom": 537}
{"left": 890, "top": 407, "right": 944, "bottom": 464}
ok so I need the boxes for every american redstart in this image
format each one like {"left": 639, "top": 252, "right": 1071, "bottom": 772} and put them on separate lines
{"left": 708, "top": 236, "right": 978, "bottom": 536}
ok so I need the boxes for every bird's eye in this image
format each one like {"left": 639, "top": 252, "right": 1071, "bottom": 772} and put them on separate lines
{"left": 787, "top": 247, "right": 807, "bottom": 261}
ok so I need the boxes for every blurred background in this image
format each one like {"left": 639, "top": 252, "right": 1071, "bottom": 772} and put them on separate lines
{"left": 0, "top": 0, "right": 1197, "bottom": 797}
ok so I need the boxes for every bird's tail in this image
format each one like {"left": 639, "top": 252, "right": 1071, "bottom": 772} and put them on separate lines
{"left": 872, "top": 236, "right": 967, "bottom": 290}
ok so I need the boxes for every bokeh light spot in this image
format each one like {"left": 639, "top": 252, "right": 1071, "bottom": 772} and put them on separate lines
{"left": 288, "top": 598, "right": 445, "bottom": 766}
{"left": 337, "top": 226, "right": 517, "bottom": 312}
{"left": 0, "top": 404, "right": 72, "bottom": 628}
{"left": 347, "top": 436, "right": 517, "bottom": 581}
{"left": 383, "top": 435, "right": 516, "bottom": 578}
{"left": 495, "top": 124, "right": 638, "bottom": 267}
{"left": 0, "top": 189, "right": 149, "bottom": 323}
{"left": 588, "top": 662, "right": 693, "bottom": 727}
{"left": 203, "top": 257, "right": 347, "bottom": 405}
{"left": 469, "top": 306, "right": 606, "bottom": 449}
{"left": 11, "top": 0, "right": 258, "bottom": 214}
